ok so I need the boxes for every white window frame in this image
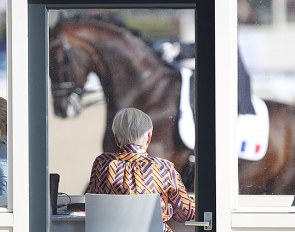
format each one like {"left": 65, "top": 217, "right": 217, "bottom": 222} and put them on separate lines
{"left": 215, "top": 0, "right": 238, "bottom": 230}
{"left": 3, "top": 0, "right": 295, "bottom": 231}
{"left": 0, "top": 0, "right": 9, "bottom": 212}
{"left": 0, "top": 0, "right": 29, "bottom": 231}
{"left": 216, "top": 0, "right": 295, "bottom": 231}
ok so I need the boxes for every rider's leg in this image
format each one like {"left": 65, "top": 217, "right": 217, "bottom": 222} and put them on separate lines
{"left": 238, "top": 50, "right": 256, "bottom": 115}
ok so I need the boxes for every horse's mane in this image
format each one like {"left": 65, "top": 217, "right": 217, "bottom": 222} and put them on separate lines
{"left": 49, "top": 11, "right": 181, "bottom": 81}
{"left": 50, "top": 12, "right": 175, "bottom": 64}
{"left": 51, "top": 12, "right": 150, "bottom": 45}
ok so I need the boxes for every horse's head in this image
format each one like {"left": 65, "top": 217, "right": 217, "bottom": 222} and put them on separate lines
{"left": 49, "top": 30, "right": 91, "bottom": 118}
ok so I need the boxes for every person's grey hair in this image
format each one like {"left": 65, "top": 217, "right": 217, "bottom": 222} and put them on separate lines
{"left": 112, "top": 108, "right": 153, "bottom": 146}
{"left": 0, "top": 97, "right": 7, "bottom": 143}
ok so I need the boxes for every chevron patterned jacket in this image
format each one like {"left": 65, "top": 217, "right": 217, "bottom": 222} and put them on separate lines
{"left": 87, "top": 144, "right": 195, "bottom": 230}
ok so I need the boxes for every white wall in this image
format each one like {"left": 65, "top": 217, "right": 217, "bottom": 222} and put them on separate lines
{"left": 0, "top": 0, "right": 29, "bottom": 231}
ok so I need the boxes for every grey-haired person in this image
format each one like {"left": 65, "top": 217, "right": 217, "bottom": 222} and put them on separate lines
{"left": 87, "top": 108, "right": 195, "bottom": 232}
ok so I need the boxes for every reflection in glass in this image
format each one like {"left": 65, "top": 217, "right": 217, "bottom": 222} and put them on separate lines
{"left": 238, "top": 0, "right": 272, "bottom": 24}
{"left": 287, "top": 0, "right": 295, "bottom": 22}
{"left": 0, "top": 0, "right": 7, "bottom": 206}
{"left": 0, "top": 0, "right": 6, "bottom": 99}
{"left": 48, "top": 9, "right": 195, "bottom": 199}
{"left": 0, "top": 97, "right": 7, "bottom": 196}
{"left": 238, "top": 0, "right": 295, "bottom": 196}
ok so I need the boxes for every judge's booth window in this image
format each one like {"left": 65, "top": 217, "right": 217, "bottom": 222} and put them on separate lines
{"left": 238, "top": 0, "right": 295, "bottom": 207}
{"left": 48, "top": 9, "right": 196, "bottom": 201}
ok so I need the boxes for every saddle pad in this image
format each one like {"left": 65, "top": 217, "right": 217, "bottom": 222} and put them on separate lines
{"left": 238, "top": 95, "right": 269, "bottom": 161}
{"left": 178, "top": 67, "right": 195, "bottom": 150}
{"left": 177, "top": 67, "right": 269, "bottom": 161}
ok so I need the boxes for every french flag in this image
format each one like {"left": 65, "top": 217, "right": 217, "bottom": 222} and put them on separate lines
{"left": 241, "top": 141, "right": 261, "bottom": 154}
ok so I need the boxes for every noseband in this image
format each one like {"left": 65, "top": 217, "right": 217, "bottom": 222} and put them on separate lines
{"left": 51, "top": 81, "right": 83, "bottom": 97}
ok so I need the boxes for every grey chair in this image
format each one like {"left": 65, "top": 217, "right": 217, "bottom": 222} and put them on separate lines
{"left": 85, "top": 193, "right": 164, "bottom": 232}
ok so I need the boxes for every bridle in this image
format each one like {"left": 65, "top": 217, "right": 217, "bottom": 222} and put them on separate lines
{"left": 50, "top": 37, "right": 84, "bottom": 98}
{"left": 49, "top": 36, "right": 85, "bottom": 116}
{"left": 51, "top": 81, "right": 83, "bottom": 97}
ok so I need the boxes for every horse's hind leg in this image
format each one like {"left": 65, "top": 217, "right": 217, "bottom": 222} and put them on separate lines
{"left": 265, "top": 104, "right": 295, "bottom": 195}
{"left": 268, "top": 148, "right": 295, "bottom": 195}
{"left": 238, "top": 159, "right": 269, "bottom": 194}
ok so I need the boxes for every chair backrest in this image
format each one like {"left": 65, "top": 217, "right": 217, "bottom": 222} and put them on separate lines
{"left": 85, "top": 193, "right": 164, "bottom": 232}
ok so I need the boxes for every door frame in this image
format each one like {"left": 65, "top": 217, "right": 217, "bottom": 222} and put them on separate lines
{"left": 28, "top": 1, "right": 204, "bottom": 232}
{"left": 196, "top": 1, "right": 216, "bottom": 231}
{"left": 215, "top": 0, "right": 238, "bottom": 231}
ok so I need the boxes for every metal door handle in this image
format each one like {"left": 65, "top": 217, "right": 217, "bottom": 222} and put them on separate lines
{"left": 185, "top": 212, "right": 212, "bottom": 230}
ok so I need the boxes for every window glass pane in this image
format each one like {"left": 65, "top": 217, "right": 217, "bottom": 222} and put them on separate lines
{"left": 238, "top": 0, "right": 272, "bottom": 24}
{"left": 0, "top": 0, "right": 6, "bottom": 98}
{"left": 0, "top": 0, "right": 7, "bottom": 207}
{"left": 287, "top": 0, "right": 295, "bottom": 22}
{"left": 238, "top": 0, "right": 295, "bottom": 201}
{"left": 48, "top": 8, "right": 195, "bottom": 225}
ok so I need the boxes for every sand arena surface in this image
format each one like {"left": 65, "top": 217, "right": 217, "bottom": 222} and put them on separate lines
{"left": 49, "top": 99, "right": 106, "bottom": 195}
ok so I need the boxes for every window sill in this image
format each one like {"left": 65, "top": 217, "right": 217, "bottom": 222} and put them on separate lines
{"left": 0, "top": 213, "right": 13, "bottom": 227}
{"left": 232, "top": 212, "right": 295, "bottom": 228}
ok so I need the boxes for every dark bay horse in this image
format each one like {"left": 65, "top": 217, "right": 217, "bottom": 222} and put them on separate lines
{"left": 49, "top": 15, "right": 195, "bottom": 191}
{"left": 239, "top": 100, "right": 295, "bottom": 195}
{"left": 49, "top": 14, "right": 295, "bottom": 195}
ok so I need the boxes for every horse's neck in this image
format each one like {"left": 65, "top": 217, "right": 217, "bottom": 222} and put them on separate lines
{"left": 85, "top": 23, "right": 163, "bottom": 106}
{"left": 94, "top": 32, "right": 158, "bottom": 77}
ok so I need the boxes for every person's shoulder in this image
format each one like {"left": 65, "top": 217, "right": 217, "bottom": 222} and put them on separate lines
{"left": 149, "top": 155, "right": 175, "bottom": 168}
{"left": 95, "top": 152, "right": 116, "bottom": 162}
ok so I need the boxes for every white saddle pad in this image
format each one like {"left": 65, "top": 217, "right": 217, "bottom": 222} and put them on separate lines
{"left": 238, "top": 95, "right": 269, "bottom": 161}
{"left": 177, "top": 68, "right": 269, "bottom": 161}
{"left": 178, "top": 67, "right": 195, "bottom": 150}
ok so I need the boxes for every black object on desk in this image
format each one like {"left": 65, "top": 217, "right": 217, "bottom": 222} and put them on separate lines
{"left": 67, "top": 203, "right": 85, "bottom": 211}
{"left": 50, "top": 173, "right": 60, "bottom": 215}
